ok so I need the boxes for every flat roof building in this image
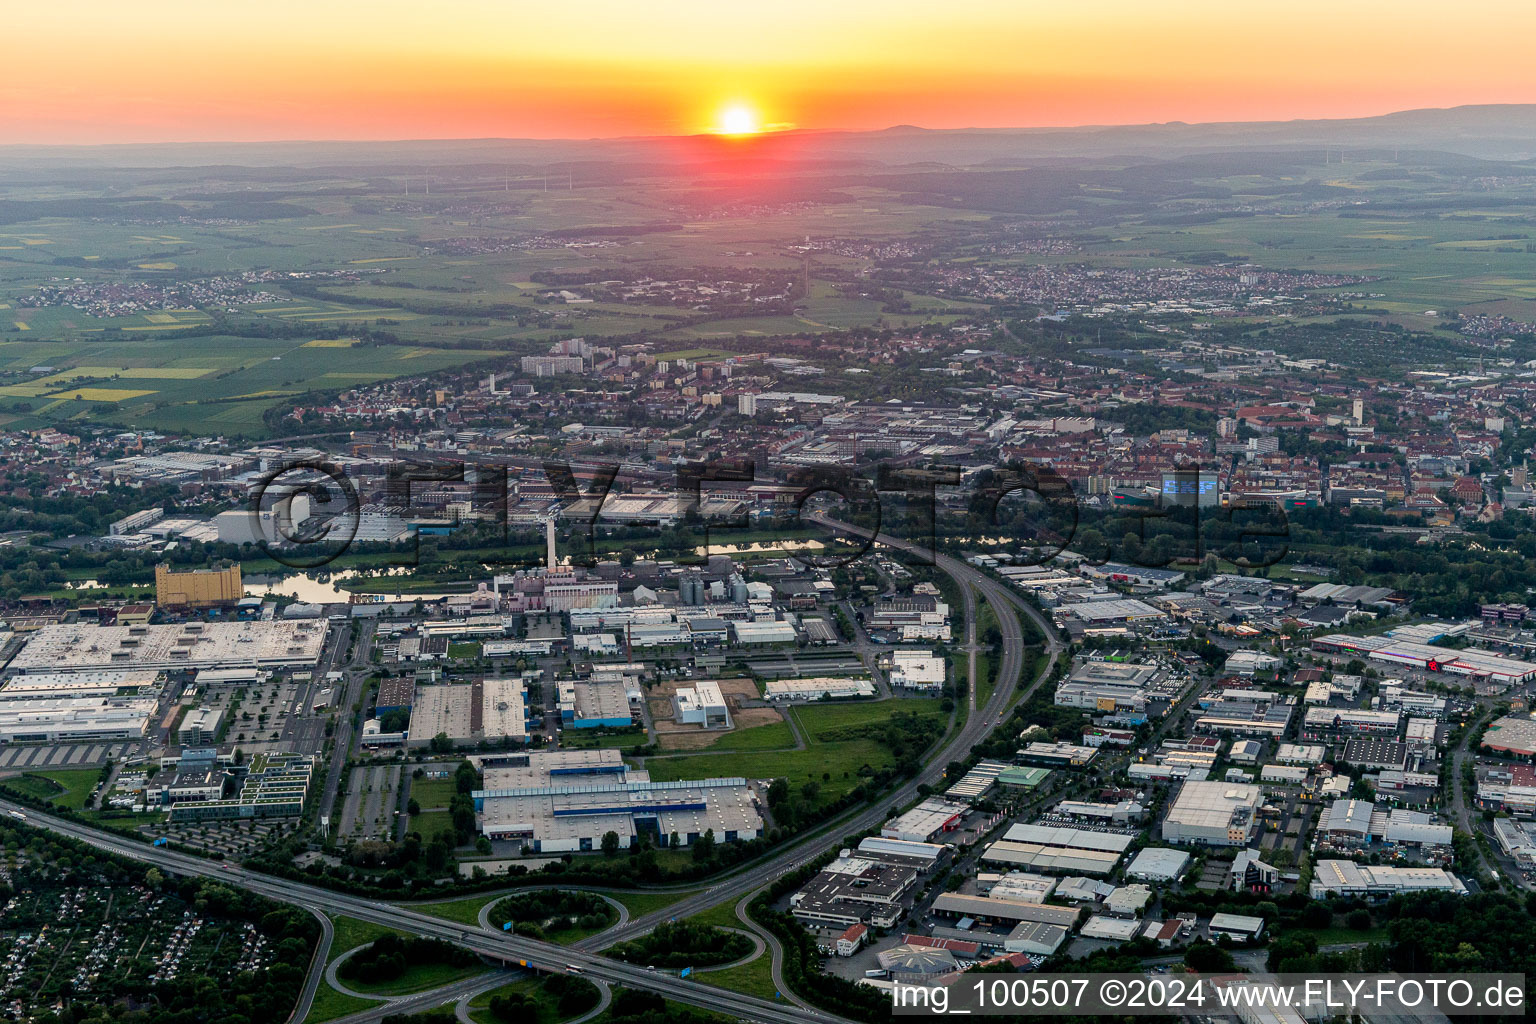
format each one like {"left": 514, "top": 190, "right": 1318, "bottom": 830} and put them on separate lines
{"left": 0, "top": 694, "right": 155, "bottom": 744}
{"left": 177, "top": 706, "right": 224, "bottom": 747}
{"left": 882, "top": 798, "right": 967, "bottom": 844}
{"left": 763, "top": 677, "right": 876, "bottom": 701}
{"left": 1125, "top": 847, "right": 1191, "bottom": 882}
{"left": 981, "top": 823, "right": 1133, "bottom": 876}
{"left": 9, "top": 620, "right": 327, "bottom": 673}
{"left": 410, "top": 679, "right": 527, "bottom": 747}
{"left": 473, "top": 748, "right": 760, "bottom": 853}
{"left": 1309, "top": 860, "right": 1467, "bottom": 900}
{"left": 1162, "top": 780, "right": 1262, "bottom": 847}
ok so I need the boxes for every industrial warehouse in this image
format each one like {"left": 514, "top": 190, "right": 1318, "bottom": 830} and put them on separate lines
{"left": 471, "top": 748, "right": 762, "bottom": 852}
{"left": 979, "top": 822, "right": 1134, "bottom": 875}
{"left": 6, "top": 619, "right": 329, "bottom": 673}
{"left": 409, "top": 678, "right": 529, "bottom": 747}
{"left": 1312, "top": 632, "right": 1536, "bottom": 684}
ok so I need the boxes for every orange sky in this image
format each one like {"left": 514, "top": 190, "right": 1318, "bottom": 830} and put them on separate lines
{"left": 7, "top": 0, "right": 1536, "bottom": 143}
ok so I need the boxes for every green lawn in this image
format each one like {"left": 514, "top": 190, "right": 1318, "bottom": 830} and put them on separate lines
{"left": 341, "top": 959, "right": 488, "bottom": 997}
{"left": 302, "top": 985, "right": 381, "bottom": 1024}
{"left": 684, "top": 902, "right": 743, "bottom": 931}
{"left": 0, "top": 768, "right": 101, "bottom": 809}
{"left": 407, "top": 893, "right": 497, "bottom": 927}
{"left": 330, "top": 915, "right": 406, "bottom": 959}
{"left": 607, "top": 889, "right": 699, "bottom": 918}
{"left": 702, "top": 720, "right": 794, "bottom": 751}
{"left": 788, "top": 698, "right": 943, "bottom": 739}
{"left": 408, "top": 809, "right": 458, "bottom": 843}
{"left": 644, "top": 739, "right": 895, "bottom": 804}
{"left": 701, "top": 953, "right": 778, "bottom": 1001}
{"left": 448, "top": 641, "right": 483, "bottom": 658}
{"left": 410, "top": 777, "right": 459, "bottom": 810}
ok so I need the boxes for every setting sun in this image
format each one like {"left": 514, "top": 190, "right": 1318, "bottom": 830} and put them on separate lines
{"left": 716, "top": 104, "right": 761, "bottom": 136}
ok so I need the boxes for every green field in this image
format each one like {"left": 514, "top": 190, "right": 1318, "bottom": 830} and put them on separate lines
{"left": 303, "top": 985, "right": 381, "bottom": 1024}
{"left": 329, "top": 915, "right": 406, "bottom": 958}
{"left": 409, "top": 777, "right": 459, "bottom": 810}
{"left": 0, "top": 335, "right": 495, "bottom": 437}
{"left": 643, "top": 739, "right": 895, "bottom": 803}
{"left": 701, "top": 954, "right": 778, "bottom": 1001}
{"left": 406, "top": 893, "right": 496, "bottom": 927}
{"left": 0, "top": 768, "right": 101, "bottom": 809}
{"left": 408, "top": 809, "right": 458, "bottom": 844}
{"left": 645, "top": 698, "right": 944, "bottom": 806}
{"left": 607, "top": 889, "right": 698, "bottom": 918}
{"left": 788, "top": 698, "right": 943, "bottom": 738}
{"left": 340, "top": 958, "right": 487, "bottom": 997}
{"left": 701, "top": 719, "right": 795, "bottom": 751}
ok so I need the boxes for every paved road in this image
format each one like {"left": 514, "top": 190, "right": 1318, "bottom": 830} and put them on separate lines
{"left": 591, "top": 513, "right": 1063, "bottom": 951}
{"left": 0, "top": 799, "right": 852, "bottom": 1024}
{"left": 288, "top": 909, "right": 334, "bottom": 1024}
{"left": 2, "top": 516, "right": 1063, "bottom": 1024}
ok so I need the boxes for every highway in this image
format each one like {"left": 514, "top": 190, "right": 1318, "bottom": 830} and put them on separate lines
{"left": 595, "top": 512, "right": 1065, "bottom": 947}
{"left": 0, "top": 799, "right": 851, "bottom": 1024}
{"left": 1, "top": 515, "right": 1066, "bottom": 1024}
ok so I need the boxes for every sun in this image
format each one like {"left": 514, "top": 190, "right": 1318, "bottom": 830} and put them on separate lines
{"left": 716, "top": 104, "right": 762, "bottom": 136}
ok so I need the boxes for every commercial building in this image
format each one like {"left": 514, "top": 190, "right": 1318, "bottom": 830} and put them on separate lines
{"left": 166, "top": 753, "right": 315, "bottom": 822}
{"left": 1208, "top": 913, "right": 1266, "bottom": 942}
{"left": 1301, "top": 706, "right": 1402, "bottom": 739}
{"left": 930, "top": 893, "right": 1080, "bottom": 929}
{"left": 375, "top": 678, "right": 416, "bottom": 715}
{"left": 1476, "top": 764, "right": 1536, "bottom": 814}
{"left": 946, "top": 761, "right": 1012, "bottom": 803}
{"left": 473, "top": 748, "right": 761, "bottom": 852}
{"left": 1261, "top": 764, "right": 1309, "bottom": 784}
{"left": 675, "top": 681, "right": 729, "bottom": 728}
{"left": 177, "top": 706, "right": 224, "bottom": 746}
{"left": 409, "top": 679, "right": 527, "bottom": 747}
{"left": 1493, "top": 818, "right": 1536, "bottom": 869}
{"left": 856, "top": 836, "right": 950, "bottom": 871}
{"left": 789, "top": 853, "right": 919, "bottom": 930}
{"left": 1275, "top": 743, "right": 1326, "bottom": 765}
{"left": 563, "top": 679, "right": 632, "bottom": 729}
{"left": 996, "top": 766, "right": 1052, "bottom": 789}
{"left": 1481, "top": 714, "right": 1536, "bottom": 757}
{"left": 543, "top": 578, "right": 619, "bottom": 613}
{"left": 1017, "top": 741, "right": 1098, "bottom": 768}
{"left": 0, "top": 669, "right": 162, "bottom": 700}
{"left": 887, "top": 650, "right": 946, "bottom": 691}
{"left": 1004, "top": 921, "right": 1069, "bottom": 956}
{"left": 0, "top": 694, "right": 155, "bottom": 744}
{"left": 1311, "top": 633, "right": 1536, "bottom": 685}
{"left": 155, "top": 563, "right": 243, "bottom": 609}
{"left": 763, "top": 677, "right": 876, "bottom": 701}
{"left": 8, "top": 620, "right": 328, "bottom": 673}
{"left": 1309, "top": 860, "right": 1467, "bottom": 900}
{"left": 731, "top": 620, "right": 798, "bottom": 645}
{"left": 1161, "top": 780, "right": 1263, "bottom": 847}
{"left": 882, "top": 798, "right": 967, "bottom": 843}
{"left": 1194, "top": 699, "right": 1293, "bottom": 738}
{"left": 1341, "top": 737, "right": 1408, "bottom": 771}
{"left": 1124, "top": 847, "right": 1191, "bottom": 882}
{"left": 980, "top": 823, "right": 1134, "bottom": 876}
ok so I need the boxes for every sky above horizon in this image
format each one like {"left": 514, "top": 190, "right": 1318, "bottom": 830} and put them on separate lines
{"left": 9, "top": 1, "right": 1536, "bottom": 144}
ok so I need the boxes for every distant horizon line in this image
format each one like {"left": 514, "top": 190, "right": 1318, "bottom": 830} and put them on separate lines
{"left": 3, "top": 100, "right": 1534, "bottom": 151}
